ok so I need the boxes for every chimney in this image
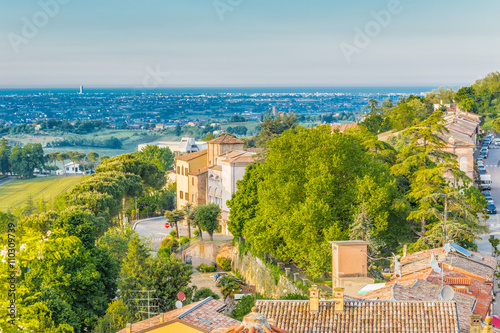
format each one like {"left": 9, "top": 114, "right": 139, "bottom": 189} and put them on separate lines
{"left": 308, "top": 285, "right": 319, "bottom": 314}
{"left": 159, "top": 314, "right": 164, "bottom": 323}
{"left": 470, "top": 315, "right": 481, "bottom": 333}
{"left": 330, "top": 241, "right": 369, "bottom": 288}
{"left": 403, "top": 245, "right": 407, "bottom": 257}
{"left": 125, "top": 323, "right": 132, "bottom": 333}
{"left": 334, "top": 287, "right": 344, "bottom": 313}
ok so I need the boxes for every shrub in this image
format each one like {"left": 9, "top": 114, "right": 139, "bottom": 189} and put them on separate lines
{"left": 280, "top": 293, "right": 308, "bottom": 300}
{"left": 197, "top": 263, "right": 216, "bottom": 273}
{"left": 193, "top": 229, "right": 200, "bottom": 237}
{"left": 161, "top": 237, "right": 178, "bottom": 251}
{"left": 157, "top": 247, "right": 170, "bottom": 260}
{"left": 169, "top": 230, "right": 177, "bottom": 238}
{"left": 193, "top": 287, "right": 220, "bottom": 301}
{"left": 180, "top": 236, "right": 190, "bottom": 245}
{"left": 231, "top": 295, "right": 255, "bottom": 321}
{"left": 216, "top": 256, "right": 232, "bottom": 271}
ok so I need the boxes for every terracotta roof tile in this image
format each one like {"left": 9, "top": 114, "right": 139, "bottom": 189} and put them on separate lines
{"left": 208, "top": 135, "right": 244, "bottom": 144}
{"left": 360, "top": 279, "right": 475, "bottom": 332}
{"left": 181, "top": 299, "right": 240, "bottom": 331}
{"left": 116, "top": 298, "right": 238, "bottom": 333}
{"left": 189, "top": 166, "right": 209, "bottom": 175}
{"left": 176, "top": 149, "right": 208, "bottom": 161}
{"left": 443, "top": 277, "right": 472, "bottom": 286}
{"left": 331, "top": 121, "right": 358, "bottom": 133}
{"left": 255, "top": 299, "right": 460, "bottom": 333}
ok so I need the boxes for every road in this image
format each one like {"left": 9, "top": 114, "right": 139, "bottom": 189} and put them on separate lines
{"left": 133, "top": 215, "right": 230, "bottom": 297}
{"left": 0, "top": 176, "right": 13, "bottom": 187}
{"left": 476, "top": 145, "right": 500, "bottom": 255}
{"left": 133, "top": 216, "right": 232, "bottom": 249}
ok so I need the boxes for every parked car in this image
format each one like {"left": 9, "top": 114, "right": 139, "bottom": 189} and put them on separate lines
{"left": 479, "top": 166, "right": 487, "bottom": 174}
{"left": 478, "top": 156, "right": 484, "bottom": 162}
{"left": 478, "top": 161, "right": 484, "bottom": 167}
{"left": 488, "top": 203, "right": 497, "bottom": 214}
{"left": 213, "top": 272, "right": 228, "bottom": 281}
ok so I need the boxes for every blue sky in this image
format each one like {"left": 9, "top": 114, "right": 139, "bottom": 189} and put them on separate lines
{"left": 1, "top": 0, "right": 499, "bottom": 88}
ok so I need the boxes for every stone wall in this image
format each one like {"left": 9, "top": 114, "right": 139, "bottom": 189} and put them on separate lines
{"left": 231, "top": 247, "right": 305, "bottom": 299}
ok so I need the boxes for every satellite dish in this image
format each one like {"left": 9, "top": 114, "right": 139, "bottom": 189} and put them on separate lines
{"left": 444, "top": 243, "right": 451, "bottom": 253}
{"left": 441, "top": 286, "right": 455, "bottom": 301}
{"left": 430, "top": 259, "right": 441, "bottom": 273}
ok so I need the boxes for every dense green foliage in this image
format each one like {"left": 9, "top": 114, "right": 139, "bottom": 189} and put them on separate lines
{"left": 230, "top": 295, "right": 255, "bottom": 321}
{"left": 216, "top": 256, "right": 232, "bottom": 271}
{"left": 8, "top": 143, "right": 44, "bottom": 178}
{"left": 230, "top": 125, "right": 410, "bottom": 277}
{"left": 0, "top": 151, "right": 185, "bottom": 332}
{"left": 229, "top": 112, "right": 485, "bottom": 277}
{"left": 197, "top": 263, "right": 217, "bottom": 273}
{"left": 47, "top": 136, "right": 122, "bottom": 149}
{"left": 192, "top": 287, "right": 220, "bottom": 301}
{"left": 194, "top": 203, "right": 222, "bottom": 241}
{"left": 134, "top": 144, "right": 174, "bottom": 172}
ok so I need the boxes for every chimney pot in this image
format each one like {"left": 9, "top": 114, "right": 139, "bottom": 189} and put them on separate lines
{"left": 334, "top": 287, "right": 344, "bottom": 313}
{"left": 126, "top": 323, "right": 132, "bottom": 333}
{"left": 470, "top": 315, "right": 481, "bottom": 333}
{"left": 308, "top": 286, "right": 320, "bottom": 313}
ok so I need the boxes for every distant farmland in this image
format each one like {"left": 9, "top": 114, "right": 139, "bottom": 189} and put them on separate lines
{"left": 0, "top": 176, "right": 83, "bottom": 211}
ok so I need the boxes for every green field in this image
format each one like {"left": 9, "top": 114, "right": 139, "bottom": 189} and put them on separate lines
{"left": 5, "top": 130, "right": 163, "bottom": 158}
{"left": 0, "top": 176, "right": 83, "bottom": 211}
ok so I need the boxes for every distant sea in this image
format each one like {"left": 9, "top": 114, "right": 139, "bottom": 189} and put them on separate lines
{"left": 0, "top": 86, "right": 443, "bottom": 95}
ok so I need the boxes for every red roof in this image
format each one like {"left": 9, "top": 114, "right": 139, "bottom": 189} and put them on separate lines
{"left": 331, "top": 121, "right": 358, "bottom": 133}
{"left": 116, "top": 298, "right": 239, "bottom": 333}
{"left": 208, "top": 135, "right": 244, "bottom": 144}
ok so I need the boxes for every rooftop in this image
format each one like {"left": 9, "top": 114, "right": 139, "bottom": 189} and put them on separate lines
{"left": 331, "top": 121, "right": 358, "bottom": 133}
{"left": 208, "top": 135, "right": 244, "bottom": 144}
{"left": 175, "top": 149, "right": 208, "bottom": 162}
{"left": 116, "top": 297, "right": 239, "bottom": 333}
{"left": 359, "top": 279, "right": 475, "bottom": 332}
{"left": 255, "top": 299, "right": 460, "bottom": 333}
{"left": 189, "top": 166, "right": 209, "bottom": 176}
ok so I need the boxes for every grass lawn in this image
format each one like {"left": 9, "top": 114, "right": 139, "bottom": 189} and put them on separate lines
{"left": 0, "top": 176, "right": 83, "bottom": 211}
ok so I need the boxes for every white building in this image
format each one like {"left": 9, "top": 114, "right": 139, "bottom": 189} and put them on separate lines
{"left": 138, "top": 137, "right": 207, "bottom": 158}
{"left": 207, "top": 150, "right": 260, "bottom": 235}
{"left": 56, "top": 161, "right": 89, "bottom": 175}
